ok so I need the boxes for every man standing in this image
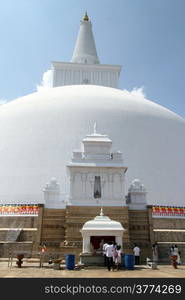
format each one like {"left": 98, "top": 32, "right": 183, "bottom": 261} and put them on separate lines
{"left": 152, "top": 242, "right": 158, "bottom": 263}
{"left": 170, "top": 245, "right": 178, "bottom": 269}
{"left": 105, "top": 241, "right": 113, "bottom": 271}
{"left": 102, "top": 241, "right": 108, "bottom": 266}
{"left": 133, "top": 244, "right": 141, "bottom": 265}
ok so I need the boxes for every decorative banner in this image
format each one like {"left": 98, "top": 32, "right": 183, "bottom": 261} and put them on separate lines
{"left": 0, "top": 204, "right": 39, "bottom": 216}
{"left": 152, "top": 206, "right": 185, "bottom": 218}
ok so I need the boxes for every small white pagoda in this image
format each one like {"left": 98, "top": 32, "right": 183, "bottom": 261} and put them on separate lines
{"left": 81, "top": 208, "right": 124, "bottom": 254}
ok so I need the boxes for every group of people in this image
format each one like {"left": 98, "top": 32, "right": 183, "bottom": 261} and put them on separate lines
{"left": 102, "top": 241, "right": 122, "bottom": 271}
{"left": 99, "top": 240, "right": 183, "bottom": 271}
{"left": 102, "top": 241, "right": 142, "bottom": 271}
{"left": 151, "top": 242, "right": 182, "bottom": 268}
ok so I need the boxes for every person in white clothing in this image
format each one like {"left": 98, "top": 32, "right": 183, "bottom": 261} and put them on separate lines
{"left": 105, "top": 242, "right": 113, "bottom": 271}
{"left": 177, "top": 251, "right": 182, "bottom": 265}
{"left": 152, "top": 242, "right": 158, "bottom": 263}
{"left": 133, "top": 244, "right": 141, "bottom": 265}
{"left": 169, "top": 245, "right": 178, "bottom": 268}
{"left": 112, "top": 245, "right": 122, "bottom": 271}
{"left": 174, "top": 245, "right": 181, "bottom": 265}
{"left": 103, "top": 241, "right": 108, "bottom": 266}
{"left": 174, "top": 245, "right": 179, "bottom": 255}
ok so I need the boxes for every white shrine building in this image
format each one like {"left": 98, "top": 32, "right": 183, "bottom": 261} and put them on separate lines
{"left": 67, "top": 124, "right": 127, "bottom": 207}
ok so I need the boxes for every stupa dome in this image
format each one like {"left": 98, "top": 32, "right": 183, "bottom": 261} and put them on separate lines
{"left": 0, "top": 84, "right": 184, "bottom": 205}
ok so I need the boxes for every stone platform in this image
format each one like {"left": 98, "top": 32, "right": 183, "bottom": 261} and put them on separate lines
{"left": 80, "top": 253, "right": 104, "bottom": 266}
{"left": 0, "top": 260, "right": 185, "bottom": 278}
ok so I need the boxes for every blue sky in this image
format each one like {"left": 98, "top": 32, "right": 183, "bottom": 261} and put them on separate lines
{"left": 0, "top": 0, "right": 185, "bottom": 118}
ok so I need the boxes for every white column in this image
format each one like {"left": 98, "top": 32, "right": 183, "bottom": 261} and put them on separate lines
{"left": 120, "top": 172, "right": 125, "bottom": 199}
{"left": 115, "top": 235, "right": 122, "bottom": 246}
{"left": 82, "top": 236, "right": 91, "bottom": 253}
{"left": 108, "top": 174, "right": 114, "bottom": 199}
{"left": 101, "top": 175, "right": 106, "bottom": 200}
{"left": 81, "top": 173, "right": 87, "bottom": 199}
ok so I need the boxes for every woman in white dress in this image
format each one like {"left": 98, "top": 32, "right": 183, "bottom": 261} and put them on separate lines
{"left": 177, "top": 251, "right": 182, "bottom": 265}
{"left": 113, "top": 245, "right": 122, "bottom": 271}
{"left": 152, "top": 243, "right": 158, "bottom": 262}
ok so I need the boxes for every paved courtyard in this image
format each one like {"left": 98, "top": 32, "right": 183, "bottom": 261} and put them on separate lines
{"left": 0, "top": 259, "right": 185, "bottom": 278}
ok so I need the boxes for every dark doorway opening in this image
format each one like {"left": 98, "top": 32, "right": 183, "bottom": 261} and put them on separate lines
{"left": 90, "top": 236, "right": 115, "bottom": 250}
{"left": 94, "top": 176, "right": 101, "bottom": 198}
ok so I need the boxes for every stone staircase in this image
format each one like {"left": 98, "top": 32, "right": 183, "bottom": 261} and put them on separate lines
{"left": 0, "top": 216, "right": 38, "bottom": 258}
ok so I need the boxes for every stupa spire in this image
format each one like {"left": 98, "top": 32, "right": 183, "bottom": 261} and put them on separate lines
{"left": 83, "top": 11, "right": 89, "bottom": 21}
{"left": 71, "top": 13, "right": 99, "bottom": 64}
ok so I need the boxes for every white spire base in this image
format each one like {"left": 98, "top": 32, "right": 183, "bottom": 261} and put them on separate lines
{"left": 71, "top": 20, "right": 99, "bottom": 65}
{"left": 52, "top": 62, "right": 121, "bottom": 88}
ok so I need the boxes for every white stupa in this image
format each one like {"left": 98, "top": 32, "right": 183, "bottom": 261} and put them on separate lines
{"left": 0, "top": 13, "right": 185, "bottom": 206}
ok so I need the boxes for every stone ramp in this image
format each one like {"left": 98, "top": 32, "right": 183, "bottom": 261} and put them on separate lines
{"left": 5, "top": 229, "right": 22, "bottom": 242}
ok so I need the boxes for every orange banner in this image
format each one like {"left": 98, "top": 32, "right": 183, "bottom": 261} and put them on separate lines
{"left": 152, "top": 206, "right": 185, "bottom": 217}
{"left": 0, "top": 204, "right": 39, "bottom": 216}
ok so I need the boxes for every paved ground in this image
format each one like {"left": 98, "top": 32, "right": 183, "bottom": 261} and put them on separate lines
{"left": 0, "top": 260, "right": 185, "bottom": 278}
